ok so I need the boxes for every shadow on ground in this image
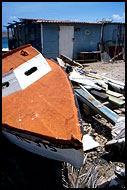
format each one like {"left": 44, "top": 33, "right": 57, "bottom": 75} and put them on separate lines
{"left": 1, "top": 135, "right": 63, "bottom": 190}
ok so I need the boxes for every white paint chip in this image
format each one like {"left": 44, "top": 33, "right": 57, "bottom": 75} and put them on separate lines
{"left": 82, "top": 134, "right": 100, "bottom": 152}
{"left": 35, "top": 113, "right": 39, "bottom": 117}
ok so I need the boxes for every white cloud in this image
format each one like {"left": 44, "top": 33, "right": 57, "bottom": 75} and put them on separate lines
{"left": 112, "top": 14, "right": 122, "bottom": 20}
{"left": 112, "top": 12, "right": 125, "bottom": 22}
{"left": 9, "top": 16, "right": 18, "bottom": 21}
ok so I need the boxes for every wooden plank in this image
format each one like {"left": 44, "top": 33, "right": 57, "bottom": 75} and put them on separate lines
{"left": 108, "top": 82, "right": 124, "bottom": 94}
{"left": 85, "top": 73, "right": 103, "bottom": 79}
{"left": 106, "top": 90, "right": 123, "bottom": 98}
{"left": 78, "top": 51, "right": 101, "bottom": 54}
{"left": 69, "top": 70, "right": 103, "bottom": 90}
{"left": 56, "top": 57, "right": 65, "bottom": 68}
{"left": 83, "top": 103, "right": 97, "bottom": 116}
{"left": 76, "top": 59, "right": 98, "bottom": 62}
{"left": 104, "top": 76, "right": 125, "bottom": 86}
{"left": 107, "top": 94, "right": 125, "bottom": 106}
{"left": 74, "top": 85, "right": 120, "bottom": 125}
{"left": 90, "top": 90, "right": 109, "bottom": 100}
{"left": 60, "top": 54, "right": 83, "bottom": 68}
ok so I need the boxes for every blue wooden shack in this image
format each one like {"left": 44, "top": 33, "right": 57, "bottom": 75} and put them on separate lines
{"left": 6, "top": 18, "right": 125, "bottom": 60}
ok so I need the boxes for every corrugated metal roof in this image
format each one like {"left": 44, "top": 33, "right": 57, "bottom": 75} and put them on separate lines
{"left": 18, "top": 18, "right": 102, "bottom": 24}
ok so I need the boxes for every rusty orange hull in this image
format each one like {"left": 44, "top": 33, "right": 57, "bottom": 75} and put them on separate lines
{"left": 2, "top": 45, "right": 84, "bottom": 168}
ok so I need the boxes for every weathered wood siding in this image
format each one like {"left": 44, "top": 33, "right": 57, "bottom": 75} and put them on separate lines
{"left": 103, "top": 23, "right": 125, "bottom": 42}
{"left": 7, "top": 21, "right": 125, "bottom": 60}
{"left": 26, "top": 23, "right": 42, "bottom": 52}
{"left": 73, "top": 24, "right": 101, "bottom": 59}
{"left": 43, "top": 23, "right": 59, "bottom": 58}
{"left": 43, "top": 23, "right": 101, "bottom": 59}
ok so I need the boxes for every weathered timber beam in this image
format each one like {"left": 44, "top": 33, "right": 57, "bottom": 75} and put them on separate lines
{"left": 60, "top": 54, "right": 83, "bottom": 68}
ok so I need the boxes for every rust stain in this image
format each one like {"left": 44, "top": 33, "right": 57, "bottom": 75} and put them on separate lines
{"left": 89, "top": 97, "right": 93, "bottom": 101}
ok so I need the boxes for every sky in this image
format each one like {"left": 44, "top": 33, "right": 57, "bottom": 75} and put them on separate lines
{"left": 2, "top": 2, "right": 125, "bottom": 31}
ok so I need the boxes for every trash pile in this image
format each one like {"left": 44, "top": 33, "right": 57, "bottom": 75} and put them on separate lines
{"left": 56, "top": 55, "right": 125, "bottom": 188}
{"left": 1, "top": 46, "right": 125, "bottom": 188}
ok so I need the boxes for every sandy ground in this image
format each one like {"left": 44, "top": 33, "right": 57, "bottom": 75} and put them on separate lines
{"left": 1, "top": 60, "right": 125, "bottom": 189}
{"left": 85, "top": 60, "right": 125, "bottom": 83}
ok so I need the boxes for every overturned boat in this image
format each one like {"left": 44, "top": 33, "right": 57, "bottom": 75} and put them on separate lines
{"left": 2, "top": 44, "right": 84, "bottom": 168}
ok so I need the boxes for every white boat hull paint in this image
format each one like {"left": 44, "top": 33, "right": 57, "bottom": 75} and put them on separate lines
{"left": 2, "top": 130, "right": 84, "bottom": 169}
{"left": 14, "top": 53, "right": 52, "bottom": 90}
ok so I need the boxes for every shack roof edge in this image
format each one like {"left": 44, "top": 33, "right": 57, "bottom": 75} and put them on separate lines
{"left": 18, "top": 18, "right": 125, "bottom": 25}
{"left": 6, "top": 18, "right": 125, "bottom": 28}
{"left": 18, "top": 18, "right": 101, "bottom": 24}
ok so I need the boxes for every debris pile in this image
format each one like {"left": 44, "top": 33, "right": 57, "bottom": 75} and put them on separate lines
{"left": 56, "top": 55, "right": 125, "bottom": 188}
{"left": 1, "top": 48, "right": 125, "bottom": 188}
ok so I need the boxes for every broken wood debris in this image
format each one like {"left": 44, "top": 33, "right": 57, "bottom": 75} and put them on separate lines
{"left": 56, "top": 55, "right": 125, "bottom": 145}
{"left": 60, "top": 54, "right": 83, "bottom": 68}
{"left": 107, "top": 94, "right": 125, "bottom": 106}
{"left": 90, "top": 90, "right": 109, "bottom": 100}
{"left": 56, "top": 56, "right": 125, "bottom": 188}
{"left": 106, "top": 90, "right": 123, "bottom": 98}
{"left": 109, "top": 51, "right": 123, "bottom": 63}
{"left": 82, "top": 134, "right": 100, "bottom": 152}
{"left": 74, "top": 85, "right": 120, "bottom": 125}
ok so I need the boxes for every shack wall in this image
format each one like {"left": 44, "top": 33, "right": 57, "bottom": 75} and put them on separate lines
{"left": 73, "top": 24, "right": 101, "bottom": 59}
{"left": 103, "top": 23, "right": 125, "bottom": 43}
{"left": 7, "top": 21, "right": 125, "bottom": 60}
{"left": 25, "top": 22, "right": 42, "bottom": 52}
{"left": 43, "top": 23, "right": 59, "bottom": 58}
{"left": 42, "top": 23, "right": 101, "bottom": 59}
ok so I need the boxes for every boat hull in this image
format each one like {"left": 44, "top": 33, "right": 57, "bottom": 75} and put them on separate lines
{"left": 2, "top": 44, "right": 84, "bottom": 168}
{"left": 2, "top": 129, "right": 84, "bottom": 169}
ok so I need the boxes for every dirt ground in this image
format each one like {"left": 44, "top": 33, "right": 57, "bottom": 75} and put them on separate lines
{"left": 85, "top": 60, "right": 125, "bottom": 83}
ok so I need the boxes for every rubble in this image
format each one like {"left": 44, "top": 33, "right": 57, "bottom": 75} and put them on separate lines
{"left": 1, "top": 53, "right": 125, "bottom": 188}
{"left": 115, "top": 165, "right": 125, "bottom": 178}
{"left": 56, "top": 56, "right": 125, "bottom": 188}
